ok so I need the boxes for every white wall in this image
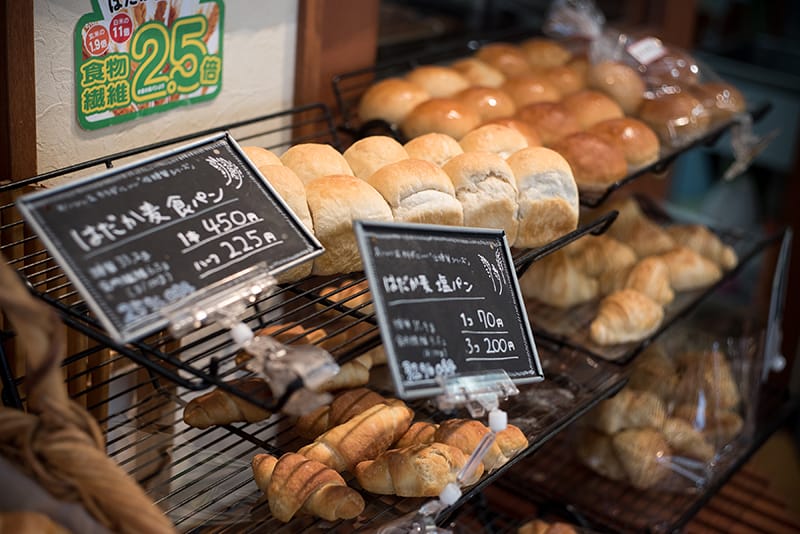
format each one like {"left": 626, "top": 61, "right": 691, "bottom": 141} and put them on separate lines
{"left": 34, "top": 1, "right": 298, "bottom": 173}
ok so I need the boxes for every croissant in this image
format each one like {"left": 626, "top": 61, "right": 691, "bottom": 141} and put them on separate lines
{"left": 569, "top": 235, "right": 637, "bottom": 277}
{"left": 519, "top": 250, "right": 598, "bottom": 308}
{"left": 589, "top": 387, "right": 666, "bottom": 434}
{"left": 354, "top": 442, "right": 483, "bottom": 497}
{"left": 183, "top": 377, "right": 272, "bottom": 429}
{"left": 604, "top": 196, "right": 646, "bottom": 238}
{"left": 704, "top": 410, "right": 744, "bottom": 444}
{"left": 314, "top": 353, "right": 374, "bottom": 393}
{"left": 589, "top": 289, "right": 663, "bottom": 346}
{"left": 666, "top": 224, "right": 737, "bottom": 270}
{"left": 295, "top": 387, "right": 387, "bottom": 440}
{"left": 623, "top": 218, "right": 677, "bottom": 257}
{"left": 576, "top": 428, "right": 627, "bottom": 481}
{"left": 433, "top": 419, "right": 528, "bottom": 472}
{"left": 252, "top": 453, "right": 364, "bottom": 522}
{"left": 235, "top": 324, "right": 327, "bottom": 366}
{"left": 599, "top": 256, "right": 674, "bottom": 305}
{"left": 297, "top": 399, "right": 414, "bottom": 472}
{"left": 627, "top": 345, "right": 678, "bottom": 400}
{"left": 675, "top": 349, "right": 740, "bottom": 410}
{"left": 657, "top": 246, "right": 722, "bottom": 292}
{"left": 394, "top": 421, "right": 439, "bottom": 448}
{"left": 661, "top": 417, "right": 715, "bottom": 462}
{"left": 611, "top": 428, "right": 671, "bottom": 489}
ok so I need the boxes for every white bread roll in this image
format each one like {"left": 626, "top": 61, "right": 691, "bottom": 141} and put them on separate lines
{"left": 258, "top": 165, "right": 314, "bottom": 281}
{"left": 404, "top": 133, "right": 464, "bottom": 167}
{"left": 443, "top": 152, "right": 519, "bottom": 243}
{"left": 343, "top": 136, "right": 409, "bottom": 180}
{"left": 280, "top": 143, "right": 353, "bottom": 184}
{"left": 367, "top": 159, "right": 463, "bottom": 226}
{"left": 506, "top": 147, "right": 579, "bottom": 248}
{"left": 358, "top": 78, "right": 430, "bottom": 125}
{"left": 406, "top": 65, "right": 470, "bottom": 98}
{"left": 458, "top": 124, "right": 528, "bottom": 159}
{"left": 305, "top": 175, "right": 393, "bottom": 275}
{"left": 242, "top": 146, "right": 282, "bottom": 167}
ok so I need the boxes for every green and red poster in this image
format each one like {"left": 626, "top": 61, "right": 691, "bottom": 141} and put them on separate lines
{"left": 75, "top": 0, "right": 224, "bottom": 130}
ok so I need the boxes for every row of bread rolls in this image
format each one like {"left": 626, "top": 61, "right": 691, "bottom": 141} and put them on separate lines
{"left": 241, "top": 130, "right": 580, "bottom": 278}
{"left": 519, "top": 196, "right": 737, "bottom": 346}
{"left": 577, "top": 344, "right": 743, "bottom": 490}
{"left": 249, "top": 387, "right": 529, "bottom": 522}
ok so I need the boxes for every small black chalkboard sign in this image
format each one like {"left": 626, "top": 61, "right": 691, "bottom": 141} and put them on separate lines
{"left": 355, "top": 221, "right": 543, "bottom": 399}
{"left": 18, "top": 133, "right": 322, "bottom": 343}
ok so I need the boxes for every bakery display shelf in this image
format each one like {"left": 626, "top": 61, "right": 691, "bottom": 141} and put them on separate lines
{"left": 495, "top": 384, "right": 800, "bottom": 534}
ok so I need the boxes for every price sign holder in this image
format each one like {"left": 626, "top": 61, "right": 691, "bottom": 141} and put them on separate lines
{"left": 17, "top": 133, "right": 323, "bottom": 344}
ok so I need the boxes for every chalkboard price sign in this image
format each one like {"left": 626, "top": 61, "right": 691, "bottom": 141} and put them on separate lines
{"left": 355, "top": 221, "right": 543, "bottom": 399}
{"left": 18, "top": 133, "right": 322, "bottom": 343}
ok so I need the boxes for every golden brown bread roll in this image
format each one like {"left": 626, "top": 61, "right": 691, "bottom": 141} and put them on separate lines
{"left": 0, "top": 512, "right": 69, "bottom": 534}
{"left": 662, "top": 417, "right": 715, "bottom": 462}
{"left": 588, "top": 117, "right": 661, "bottom": 167}
{"left": 394, "top": 421, "right": 439, "bottom": 448}
{"left": 612, "top": 428, "right": 671, "bottom": 489}
{"left": 644, "top": 48, "right": 700, "bottom": 87}
{"left": 456, "top": 86, "right": 517, "bottom": 122}
{"left": 551, "top": 132, "right": 628, "bottom": 191}
{"left": 689, "top": 82, "right": 746, "bottom": 121}
{"left": 519, "top": 250, "right": 598, "bottom": 308}
{"left": 590, "top": 289, "right": 664, "bottom": 346}
{"left": 442, "top": 151, "right": 519, "bottom": 243}
{"left": 565, "top": 56, "right": 589, "bottom": 87}
{"left": 515, "top": 102, "right": 582, "bottom": 146}
{"left": 342, "top": 135, "right": 409, "bottom": 180}
{"left": 519, "top": 37, "right": 572, "bottom": 70}
{"left": 501, "top": 75, "right": 562, "bottom": 108}
{"left": 358, "top": 78, "right": 430, "bottom": 125}
{"left": 567, "top": 235, "right": 637, "bottom": 278}
{"left": 518, "top": 519, "right": 552, "bottom": 534}
{"left": 475, "top": 43, "right": 532, "bottom": 78}
{"left": 305, "top": 175, "right": 393, "bottom": 275}
{"left": 506, "top": 146, "right": 579, "bottom": 248}
{"left": 406, "top": 65, "right": 471, "bottom": 98}
{"left": 295, "top": 387, "right": 387, "bottom": 440}
{"left": 483, "top": 118, "right": 542, "bottom": 148}
{"left": 657, "top": 246, "right": 722, "bottom": 291}
{"left": 450, "top": 57, "right": 506, "bottom": 88}
{"left": 637, "top": 93, "right": 710, "bottom": 146}
{"left": 598, "top": 256, "right": 675, "bottom": 305}
{"left": 434, "top": 419, "right": 528, "bottom": 472}
{"left": 183, "top": 377, "right": 272, "bottom": 429}
{"left": 561, "top": 90, "right": 625, "bottom": 130}
{"left": 589, "top": 387, "right": 667, "bottom": 434}
{"left": 628, "top": 344, "right": 678, "bottom": 400}
{"left": 587, "top": 61, "right": 646, "bottom": 115}
{"left": 458, "top": 124, "right": 528, "bottom": 159}
{"left": 576, "top": 428, "right": 627, "bottom": 481}
{"left": 252, "top": 453, "right": 364, "bottom": 522}
{"left": 666, "top": 224, "right": 737, "bottom": 270}
{"left": 297, "top": 399, "right": 414, "bottom": 472}
{"left": 354, "top": 442, "right": 482, "bottom": 497}
{"left": 242, "top": 145, "right": 282, "bottom": 167}
{"left": 542, "top": 65, "right": 585, "bottom": 96}
{"left": 401, "top": 98, "right": 482, "bottom": 140}
{"left": 280, "top": 143, "right": 353, "bottom": 184}
{"left": 404, "top": 132, "right": 464, "bottom": 167}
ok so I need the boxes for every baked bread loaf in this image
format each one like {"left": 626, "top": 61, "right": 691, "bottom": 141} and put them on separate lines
{"left": 406, "top": 65, "right": 471, "bottom": 98}
{"left": 475, "top": 42, "right": 532, "bottom": 78}
{"left": 519, "top": 250, "right": 598, "bottom": 308}
{"left": 354, "top": 442, "right": 482, "bottom": 497}
{"left": 404, "top": 132, "right": 464, "bottom": 167}
{"left": 550, "top": 132, "right": 628, "bottom": 191}
{"left": 358, "top": 78, "right": 430, "bottom": 125}
{"left": 590, "top": 387, "right": 667, "bottom": 434}
{"left": 450, "top": 57, "right": 506, "bottom": 88}
{"left": 252, "top": 453, "right": 364, "bottom": 522}
{"left": 599, "top": 256, "right": 675, "bottom": 305}
{"left": 458, "top": 124, "right": 528, "bottom": 159}
{"left": 587, "top": 61, "right": 645, "bottom": 115}
{"left": 501, "top": 75, "right": 561, "bottom": 107}
{"left": 367, "top": 158, "right": 463, "bottom": 226}
{"left": 482, "top": 118, "right": 542, "bottom": 147}
{"left": 568, "top": 235, "right": 637, "bottom": 278}
{"left": 542, "top": 65, "right": 585, "bottom": 96}
{"left": 657, "top": 246, "right": 722, "bottom": 291}
{"left": 456, "top": 86, "right": 516, "bottom": 122}
{"left": 394, "top": 421, "right": 439, "bottom": 448}
{"left": 242, "top": 145, "right": 282, "bottom": 167}
{"left": 297, "top": 399, "right": 414, "bottom": 472}
{"left": 280, "top": 143, "right": 353, "bottom": 184}
{"left": 612, "top": 428, "right": 671, "bottom": 489}
{"left": 343, "top": 135, "right": 409, "bottom": 180}
{"left": 433, "top": 419, "right": 528, "bottom": 472}
{"left": 515, "top": 102, "right": 582, "bottom": 146}
{"left": 588, "top": 118, "right": 661, "bottom": 167}
{"left": 638, "top": 93, "right": 710, "bottom": 145}
{"left": 401, "top": 98, "right": 482, "bottom": 140}
{"left": 305, "top": 175, "right": 393, "bottom": 275}
{"left": 576, "top": 428, "right": 627, "bottom": 481}
{"left": 442, "top": 151, "right": 519, "bottom": 242}
{"left": 183, "top": 377, "right": 272, "bottom": 429}
{"left": 295, "top": 387, "right": 387, "bottom": 440}
{"left": 689, "top": 82, "right": 746, "bottom": 121}
{"left": 590, "top": 289, "right": 664, "bottom": 346}
{"left": 561, "top": 90, "right": 625, "bottom": 130}
{"left": 506, "top": 146, "right": 579, "bottom": 248}
{"left": 519, "top": 37, "right": 572, "bottom": 70}
{"left": 666, "top": 224, "right": 737, "bottom": 270}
